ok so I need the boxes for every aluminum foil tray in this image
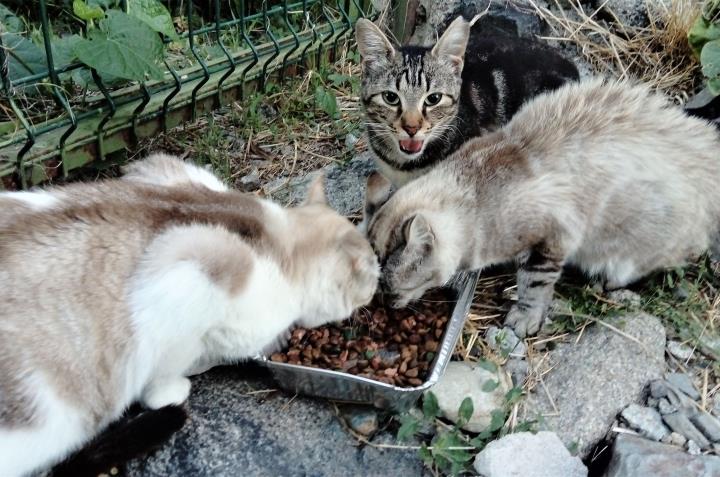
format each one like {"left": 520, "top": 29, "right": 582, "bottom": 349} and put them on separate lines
{"left": 254, "top": 271, "right": 480, "bottom": 412}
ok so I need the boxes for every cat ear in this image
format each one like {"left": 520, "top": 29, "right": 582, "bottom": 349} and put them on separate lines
{"left": 404, "top": 214, "right": 435, "bottom": 251}
{"left": 355, "top": 18, "right": 396, "bottom": 64}
{"left": 431, "top": 16, "right": 470, "bottom": 71}
{"left": 303, "top": 174, "right": 327, "bottom": 205}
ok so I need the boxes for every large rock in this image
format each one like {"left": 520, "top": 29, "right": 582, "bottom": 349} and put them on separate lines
{"left": 126, "top": 366, "right": 425, "bottom": 476}
{"left": 604, "top": 434, "right": 720, "bottom": 477}
{"left": 521, "top": 313, "right": 666, "bottom": 458}
{"left": 473, "top": 431, "right": 587, "bottom": 477}
{"left": 428, "top": 361, "right": 512, "bottom": 432}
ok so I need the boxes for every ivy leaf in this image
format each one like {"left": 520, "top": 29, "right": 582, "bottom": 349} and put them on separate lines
{"left": 418, "top": 443, "right": 433, "bottom": 465}
{"left": 689, "top": 16, "right": 720, "bottom": 58}
{"left": 396, "top": 414, "right": 420, "bottom": 442}
{"left": 73, "top": 0, "right": 105, "bottom": 21}
{"left": 477, "top": 359, "right": 497, "bottom": 373}
{"left": 315, "top": 85, "right": 339, "bottom": 119}
{"left": 73, "top": 10, "right": 164, "bottom": 81}
{"left": 128, "top": 0, "right": 179, "bottom": 40}
{"left": 709, "top": 77, "right": 720, "bottom": 96}
{"left": 1, "top": 33, "right": 46, "bottom": 81}
{"left": 481, "top": 379, "right": 500, "bottom": 392}
{"left": 701, "top": 39, "right": 720, "bottom": 81}
{"left": 457, "top": 397, "right": 474, "bottom": 426}
{"left": 504, "top": 386, "right": 523, "bottom": 406}
{"left": 423, "top": 391, "right": 440, "bottom": 420}
{"left": 0, "top": 4, "right": 24, "bottom": 33}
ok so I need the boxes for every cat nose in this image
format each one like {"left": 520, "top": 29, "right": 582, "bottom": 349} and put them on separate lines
{"left": 403, "top": 125, "right": 419, "bottom": 137}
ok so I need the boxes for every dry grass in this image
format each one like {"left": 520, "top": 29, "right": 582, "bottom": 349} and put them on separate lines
{"left": 529, "top": 0, "right": 703, "bottom": 102}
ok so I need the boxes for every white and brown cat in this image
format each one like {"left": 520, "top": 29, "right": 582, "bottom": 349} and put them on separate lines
{"left": 0, "top": 153, "right": 379, "bottom": 476}
{"left": 364, "top": 78, "right": 720, "bottom": 337}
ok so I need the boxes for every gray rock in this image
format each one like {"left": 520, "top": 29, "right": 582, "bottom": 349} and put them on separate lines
{"left": 691, "top": 412, "right": 720, "bottom": 443}
{"left": 666, "top": 340, "right": 694, "bottom": 361}
{"left": 341, "top": 406, "right": 379, "bottom": 436}
{"left": 473, "top": 431, "right": 587, "bottom": 477}
{"left": 662, "top": 412, "right": 711, "bottom": 449}
{"left": 485, "top": 326, "right": 527, "bottom": 358}
{"left": 521, "top": 313, "right": 665, "bottom": 458}
{"left": 666, "top": 372, "right": 700, "bottom": 400}
{"left": 688, "top": 439, "right": 702, "bottom": 456}
{"left": 598, "top": 0, "right": 650, "bottom": 28}
{"left": 620, "top": 404, "right": 670, "bottom": 441}
{"left": 505, "top": 358, "right": 529, "bottom": 387}
{"left": 607, "top": 289, "right": 642, "bottom": 308}
{"left": 237, "top": 168, "right": 261, "bottom": 192}
{"left": 713, "top": 397, "right": 720, "bottom": 418}
{"left": 667, "top": 431, "right": 687, "bottom": 447}
{"left": 126, "top": 367, "right": 425, "bottom": 476}
{"left": 429, "top": 361, "right": 512, "bottom": 432}
{"left": 657, "top": 398, "right": 676, "bottom": 415}
{"left": 650, "top": 380, "right": 669, "bottom": 399}
{"left": 604, "top": 434, "right": 720, "bottom": 477}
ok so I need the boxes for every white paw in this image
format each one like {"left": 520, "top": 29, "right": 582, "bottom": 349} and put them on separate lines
{"left": 505, "top": 304, "right": 545, "bottom": 338}
{"left": 142, "top": 377, "right": 191, "bottom": 409}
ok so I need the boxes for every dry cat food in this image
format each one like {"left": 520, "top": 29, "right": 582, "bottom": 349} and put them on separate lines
{"left": 270, "top": 289, "right": 452, "bottom": 387}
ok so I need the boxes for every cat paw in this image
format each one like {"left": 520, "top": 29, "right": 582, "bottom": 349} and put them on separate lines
{"left": 505, "top": 304, "right": 544, "bottom": 338}
{"left": 142, "top": 377, "right": 191, "bottom": 410}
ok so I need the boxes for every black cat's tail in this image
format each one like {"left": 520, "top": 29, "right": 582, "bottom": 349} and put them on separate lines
{"left": 51, "top": 405, "right": 188, "bottom": 477}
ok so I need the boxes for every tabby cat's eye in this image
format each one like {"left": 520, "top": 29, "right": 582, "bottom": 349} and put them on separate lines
{"left": 424, "top": 93, "right": 443, "bottom": 106}
{"left": 381, "top": 91, "right": 400, "bottom": 106}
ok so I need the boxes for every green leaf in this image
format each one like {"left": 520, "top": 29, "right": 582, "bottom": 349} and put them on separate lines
{"left": 0, "top": 4, "right": 24, "bottom": 33}
{"left": 701, "top": 39, "right": 720, "bottom": 79}
{"left": 457, "top": 397, "right": 474, "bottom": 426}
{"left": 504, "top": 386, "right": 523, "bottom": 406}
{"left": 418, "top": 443, "right": 433, "bottom": 465}
{"left": 477, "top": 359, "right": 498, "bottom": 373}
{"left": 73, "top": 0, "right": 105, "bottom": 21}
{"left": 128, "top": 0, "right": 179, "bottom": 40}
{"left": 423, "top": 392, "right": 440, "bottom": 420}
{"left": 709, "top": 77, "right": 720, "bottom": 96}
{"left": 396, "top": 414, "right": 420, "bottom": 442}
{"left": 688, "top": 16, "right": 720, "bottom": 58}
{"left": 481, "top": 379, "right": 500, "bottom": 392}
{"left": 73, "top": 10, "right": 164, "bottom": 81}
{"left": 487, "top": 409, "right": 506, "bottom": 432}
{"left": 1, "top": 33, "right": 46, "bottom": 81}
{"left": 315, "top": 85, "right": 339, "bottom": 119}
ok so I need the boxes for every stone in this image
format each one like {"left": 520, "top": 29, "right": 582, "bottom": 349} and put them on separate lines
{"left": 322, "top": 152, "right": 376, "bottom": 216}
{"left": 598, "top": 0, "right": 650, "bottom": 28}
{"left": 607, "top": 289, "right": 642, "bottom": 308}
{"left": 688, "top": 439, "right": 702, "bottom": 455}
{"left": 521, "top": 313, "right": 665, "bottom": 458}
{"left": 620, "top": 404, "right": 670, "bottom": 441}
{"left": 690, "top": 412, "right": 720, "bottom": 443}
{"left": 665, "top": 372, "right": 700, "bottom": 400}
{"left": 650, "top": 380, "right": 669, "bottom": 399}
{"left": 604, "top": 434, "right": 720, "bottom": 477}
{"left": 429, "top": 361, "right": 512, "bottom": 433}
{"left": 505, "top": 358, "right": 529, "bottom": 387}
{"left": 485, "top": 326, "right": 527, "bottom": 358}
{"left": 125, "top": 366, "right": 425, "bottom": 476}
{"left": 472, "top": 431, "right": 587, "bottom": 477}
{"left": 662, "top": 412, "right": 711, "bottom": 449}
{"left": 341, "top": 406, "right": 379, "bottom": 436}
{"left": 668, "top": 432, "right": 687, "bottom": 447}
{"left": 237, "top": 168, "right": 261, "bottom": 192}
{"left": 657, "top": 398, "right": 676, "bottom": 415}
{"left": 666, "top": 340, "right": 694, "bottom": 361}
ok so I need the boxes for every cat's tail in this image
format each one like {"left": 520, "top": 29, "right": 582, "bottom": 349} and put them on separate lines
{"left": 50, "top": 405, "right": 187, "bottom": 477}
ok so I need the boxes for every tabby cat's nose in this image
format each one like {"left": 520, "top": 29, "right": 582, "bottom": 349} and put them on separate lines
{"left": 403, "top": 125, "right": 419, "bottom": 137}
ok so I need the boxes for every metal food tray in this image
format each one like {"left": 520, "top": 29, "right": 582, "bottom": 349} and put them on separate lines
{"left": 254, "top": 271, "right": 480, "bottom": 412}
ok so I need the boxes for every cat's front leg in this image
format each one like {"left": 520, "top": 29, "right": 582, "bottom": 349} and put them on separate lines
{"left": 141, "top": 377, "right": 191, "bottom": 410}
{"left": 505, "top": 247, "right": 564, "bottom": 337}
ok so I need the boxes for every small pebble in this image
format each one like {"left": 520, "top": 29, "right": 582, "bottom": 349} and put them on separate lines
{"left": 668, "top": 431, "right": 687, "bottom": 447}
{"left": 485, "top": 326, "right": 526, "bottom": 357}
{"left": 690, "top": 412, "right": 720, "bottom": 442}
{"left": 687, "top": 439, "right": 702, "bottom": 455}
{"left": 620, "top": 404, "right": 670, "bottom": 441}
{"left": 666, "top": 372, "right": 701, "bottom": 400}
{"left": 667, "top": 340, "right": 694, "bottom": 361}
{"left": 663, "top": 412, "right": 711, "bottom": 449}
{"left": 657, "top": 398, "right": 677, "bottom": 415}
{"left": 650, "top": 380, "right": 669, "bottom": 399}
{"left": 343, "top": 407, "right": 379, "bottom": 436}
{"left": 607, "top": 289, "right": 642, "bottom": 307}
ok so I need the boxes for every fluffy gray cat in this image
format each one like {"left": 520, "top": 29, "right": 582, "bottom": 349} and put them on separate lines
{"left": 364, "top": 78, "right": 720, "bottom": 337}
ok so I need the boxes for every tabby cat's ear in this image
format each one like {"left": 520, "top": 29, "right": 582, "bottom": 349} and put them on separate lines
{"left": 355, "top": 19, "right": 396, "bottom": 65}
{"left": 404, "top": 214, "right": 435, "bottom": 252}
{"left": 431, "top": 16, "right": 470, "bottom": 71}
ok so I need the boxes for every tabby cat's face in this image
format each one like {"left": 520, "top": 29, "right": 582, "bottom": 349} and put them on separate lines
{"left": 356, "top": 17, "right": 470, "bottom": 160}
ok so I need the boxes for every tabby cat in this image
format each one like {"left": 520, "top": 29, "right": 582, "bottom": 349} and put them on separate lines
{"left": 0, "top": 154, "right": 379, "bottom": 476}
{"left": 364, "top": 78, "right": 720, "bottom": 337}
{"left": 355, "top": 15, "right": 579, "bottom": 186}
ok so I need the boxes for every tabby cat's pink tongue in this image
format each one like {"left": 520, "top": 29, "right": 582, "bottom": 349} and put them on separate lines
{"left": 399, "top": 139, "right": 423, "bottom": 153}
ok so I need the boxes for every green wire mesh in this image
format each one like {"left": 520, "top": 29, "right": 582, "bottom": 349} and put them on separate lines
{"left": 0, "top": 0, "right": 372, "bottom": 189}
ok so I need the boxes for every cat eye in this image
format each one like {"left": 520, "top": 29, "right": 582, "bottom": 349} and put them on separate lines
{"left": 381, "top": 91, "right": 400, "bottom": 106}
{"left": 424, "top": 93, "right": 443, "bottom": 106}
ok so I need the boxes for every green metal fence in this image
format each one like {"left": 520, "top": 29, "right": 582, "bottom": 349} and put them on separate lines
{"left": 0, "top": 0, "right": 372, "bottom": 190}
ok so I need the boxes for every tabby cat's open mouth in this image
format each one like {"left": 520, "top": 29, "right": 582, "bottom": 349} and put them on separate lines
{"left": 399, "top": 139, "right": 424, "bottom": 154}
